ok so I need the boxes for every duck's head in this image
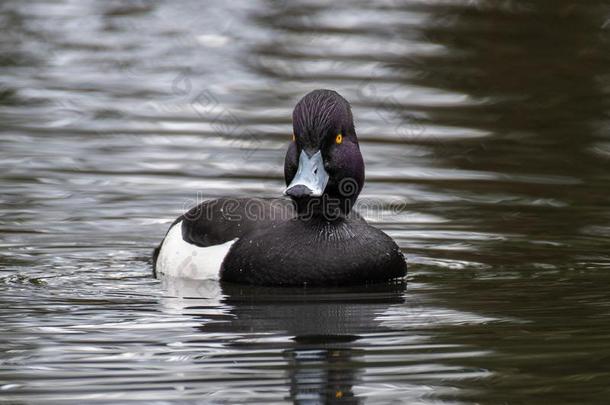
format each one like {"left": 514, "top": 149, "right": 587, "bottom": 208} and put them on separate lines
{"left": 284, "top": 89, "right": 364, "bottom": 215}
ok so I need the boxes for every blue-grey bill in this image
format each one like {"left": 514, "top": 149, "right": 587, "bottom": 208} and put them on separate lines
{"left": 284, "top": 150, "right": 329, "bottom": 197}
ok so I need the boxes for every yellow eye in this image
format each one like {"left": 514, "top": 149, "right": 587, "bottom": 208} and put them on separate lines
{"left": 335, "top": 133, "right": 343, "bottom": 144}
{"left": 292, "top": 133, "right": 296, "bottom": 142}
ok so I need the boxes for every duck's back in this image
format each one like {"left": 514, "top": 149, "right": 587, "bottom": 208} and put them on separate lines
{"left": 153, "top": 198, "right": 296, "bottom": 279}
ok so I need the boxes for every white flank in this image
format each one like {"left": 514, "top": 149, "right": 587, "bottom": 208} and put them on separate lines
{"left": 155, "top": 221, "right": 236, "bottom": 280}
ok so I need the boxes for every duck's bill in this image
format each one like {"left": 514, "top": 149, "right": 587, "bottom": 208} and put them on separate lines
{"left": 284, "top": 150, "right": 329, "bottom": 198}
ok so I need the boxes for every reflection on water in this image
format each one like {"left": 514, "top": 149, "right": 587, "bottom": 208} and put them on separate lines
{"left": 1, "top": 0, "right": 610, "bottom": 403}
{"left": 197, "top": 282, "right": 407, "bottom": 404}
{"left": 158, "top": 279, "right": 492, "bottom": 404}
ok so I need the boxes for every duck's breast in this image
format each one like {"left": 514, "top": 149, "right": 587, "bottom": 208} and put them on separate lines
{"left": 220, "top": 218, "right": 406, "bottom": 286}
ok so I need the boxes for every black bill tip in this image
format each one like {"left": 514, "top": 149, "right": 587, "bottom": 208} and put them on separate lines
{"left": 284, "top": 184, "right": 313, "bottom": 198}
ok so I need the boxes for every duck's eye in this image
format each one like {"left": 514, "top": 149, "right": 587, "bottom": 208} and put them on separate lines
{"left": 335, "top": 133, "right": 343, "bottom": 144}
{"left": 292, "top": 133, "right": 296, "bottom": 142}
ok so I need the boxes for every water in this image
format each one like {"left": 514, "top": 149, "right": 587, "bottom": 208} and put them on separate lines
{"left": 1, "top": 0, "right": 610, "bottom": 403}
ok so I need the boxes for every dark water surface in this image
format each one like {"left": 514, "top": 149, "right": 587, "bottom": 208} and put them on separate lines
{"left": 2, "top": 0, "right": 610, "bottom": 403}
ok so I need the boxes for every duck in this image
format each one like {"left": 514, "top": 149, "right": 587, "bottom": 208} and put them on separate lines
{"left": 153, "top": 89, "right": 407, "bottom": 286}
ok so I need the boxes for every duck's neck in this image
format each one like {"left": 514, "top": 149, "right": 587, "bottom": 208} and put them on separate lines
{"left": 293, "top": 194, "right": 355, "bottom": 221}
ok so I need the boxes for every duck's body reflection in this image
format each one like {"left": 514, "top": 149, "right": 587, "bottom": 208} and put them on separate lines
{"left": 161, "top": 277, "right": 406, "bottom": 404}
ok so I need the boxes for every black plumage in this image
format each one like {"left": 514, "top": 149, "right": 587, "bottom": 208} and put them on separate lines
{"left": 154, "top": 89, "right": 407, "bottom": 286}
